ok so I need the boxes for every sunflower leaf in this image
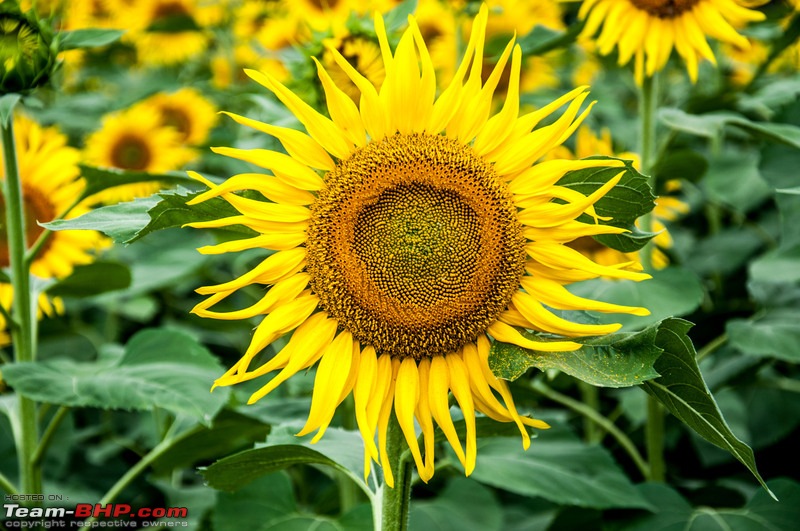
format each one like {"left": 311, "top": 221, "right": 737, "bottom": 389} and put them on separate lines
{"left": 46, "top": 261, "right": 131, "bottom": 297}
{"left": 1, "top": 328, "right": 228, "bottom": 426}
{"left": 41, "top": 196, "right": 160, "bottom": 244}
{"left": 557, "top": 157, "right": 657, "bottom": 252}
{"left": 57, "top": 29, "right": 125, "bottom": 51}
{"left": 78, "top": 164, "right": 195, "bottom": 201}
{"left": 660, "top": 108, "right": 800, "bottom": 150}
{"left": 641, "top": 318, "right": 774, "bottom": 499}
{"left": 489, "top": 321, "right": 662, "bottom": 387}
{"left": 727, "top": 309, "right": 800, "bottom": 363}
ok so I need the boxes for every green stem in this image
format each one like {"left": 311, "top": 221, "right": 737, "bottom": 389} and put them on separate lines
{"left": 0, "top": 470, "right": 18, "bottom": 496}
{"left": 2, "top": 117, "right": 41, "bottom": 496}
{"left": 531, "top": 380, "right": 650, "bottom": 480}
{"left": 578, "top": 381, "right": 601, "bottom": 444}
{"left": 696, "top": 333, "right": 728, "bottom": 363}
{"left": 31, "top": 407, "right": 70, "bottom": 468}
{"left": 380, "top": 413, "right": 412, "bottom": 531}
{"left": 646, "top": 395, "right": 665, "bottom": 482}
{"left": 639, "top": 73, "right": 666, "bottom": 483}
{"left": 638, "top": 73, "right": 658, "bottom": 272}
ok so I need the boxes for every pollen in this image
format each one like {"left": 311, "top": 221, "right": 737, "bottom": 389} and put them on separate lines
{"left": 307, "top": 133, "right": 526, "bottom": 359}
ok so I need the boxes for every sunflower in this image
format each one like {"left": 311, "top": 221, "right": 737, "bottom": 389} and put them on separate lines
{"left": 83, "top": 106, "right": 192, "bottom": 203}
{"left": 578, "top": 0, "right": 766, "bottom": 83}
{"left": 321, "top": 33, "right": 386, "bottom": 103}
{"left": 188, "top": 6, "right": 651, "bottom": 485}
{"left": 126, "top": 0, "right": 211, "bottom": 66}
{"left": 138, "top": 88, "right": 218, "bottom": 146}
{"left": 1, "top": 115, "right": 108, "bottom": 345}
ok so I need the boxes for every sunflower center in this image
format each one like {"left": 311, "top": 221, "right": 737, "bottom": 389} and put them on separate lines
{"left": 0, "top": 185, "right": 56, "bottom": 268}
{"left": 307, "top": 133, "right": 526, "bottom": 359}
{"left": 629, "top": 0, "right": 700, "bottom": 18}
{"left": 160, "top": 107, "right": 191, "bottom": 141}
{"left": 110, "top": 134, "right": 152, "bottom": 170}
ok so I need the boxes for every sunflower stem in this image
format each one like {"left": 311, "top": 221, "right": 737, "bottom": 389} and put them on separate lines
{"left": 2, "top": 116, "right": 42, "bottom": 498}
{"left": 31, "top": 406, "right": 69, "bottom": 468}
{"left": 380, "top": 412, "right": 412, "bottom": 531}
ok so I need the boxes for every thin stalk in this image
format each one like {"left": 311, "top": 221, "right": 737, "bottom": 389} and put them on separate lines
{"left": 31, "top": 407, "right": 70, "bottom": 467}
{"left": 531, "top": 380, "right": 650, "bottom": 480}
{"left": 2, "top": 118, "right": 42, "bottom": 496}
{"left": 25, "top": 195, "right": 82, "bottom": 265}
{"left": 578, "top": 381, "right": 601, "bottom": 443}
{"left": 0, "top": 470, "right": 18, "bottom": 496}
{"left": 380, "top": 413, "right": 412, "bottom": 531}
{"left": 696, "top": 333, "right": 728, "bottom": 363}
{"left": 639, "top": 73, "right": 666, "bottom": 483}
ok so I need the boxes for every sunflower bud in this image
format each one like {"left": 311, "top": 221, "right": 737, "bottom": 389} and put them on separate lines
{"left": 0, "top": 1, "right": 55, "bottom": 94}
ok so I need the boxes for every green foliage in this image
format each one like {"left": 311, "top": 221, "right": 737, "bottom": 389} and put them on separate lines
{"left": 489, "top": 321, "right": 662, "bottom": 386}
{"left": 468, "top": 429, "right": 654, "bottom": 510}
{"left": 558, "top": 157, "right": 657, "bottom": 252}
{"left": 46, "top": 261, "right": 131, "bottom": 297}
{"left": 56, "top": 29, "right": 125, "bottom": 51}
{"left": 642, "top": 319, "right": 771, "bottom": 497}
{"left": 409, "top": 478, "right": 503, "bottom": 531}
{"left": 2, "top": 329, "right": 229, "bottom": 425}
{"left": 0, "top": 93, "right": 20, "bottom": 125}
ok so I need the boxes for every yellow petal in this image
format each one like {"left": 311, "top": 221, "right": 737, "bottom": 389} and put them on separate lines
{"left": 446, "top": 354, "right": 477, "bottom": 476}
{"left": 428, "top": 356, "right": 466, "bottom": 466}
{"left": 394, "top": 358, "right": 425, "bottom": 475}
{"left": 487, "top": 321, "right": 581, "bottom": 352}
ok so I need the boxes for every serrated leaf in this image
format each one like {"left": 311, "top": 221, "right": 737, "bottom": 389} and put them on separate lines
{"left": 46, "top": 261, "right": 131, "bottom": 297}
{"left": 409, "top": 478, "right": 503, "bottom": 531}
{"left": 79, "top": 164, "right": 194, "bottom": 201}
{"left": 42, "top": 196, "right": 159, "bottom": 244}
{"left": 727, "top": 310, "right": 800, "bottom": 362}
{"left": 468, "top": 429, "right": 654, "bottom": 510}
{"left": 489, "top": 321, "right": 662, "bottom": 386}
{"left": 2, "top": 329, "right": 228, "bottom": 425}
{"left": 641, "top": 318, "right": 772, "bottom": 497}
{"left": 557, "top": 158, "right": 656, "bottom": 252}
{"left": 203, "top": 425, "right": 366, "bottom": 492}
{"left": 57, "top": 29, "right": 125, "bottom": 51}
{"left": 0, "top": 93, "right": 21, "bottom": 126}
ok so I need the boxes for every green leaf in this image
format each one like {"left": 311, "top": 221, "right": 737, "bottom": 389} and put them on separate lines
{"left": 727, "top": 310, "right": 800, "bottom": 362}
{"left": 489, "top": 321, "right": 662, "bottom": 386}
{"left": 129, "top": 187, "right": 257, "bottom": 243}
{"left": 202, "top": 425, "right": 366, "bottom": 492}
{"left": 41, "top": 196, "right": 159, "bottom": 244}
{"left": 517, "top": 20, "right": 583, "bottom": 56}
{"left": 46, "top": 261, "right": 131, "bottom": 297}
{"left": 468, "top": 429, "right": 654, "bottom": 510}
{"left": 569, "top": 266, "right": 704, "bottom": 330}
{"left": 79, "top": 164, "right": 194, "bottom": 201}
{"left": 652, "top": 148, "right": 708, "bottom": 184}
{"left": 750, "top": 245, "right": 800, "bottom": 285}
{"left": 57, "top": 29, "right": 125, "bottom": 51}
{"left": 382, "top": 0, "right": 418, "bottom": 32}
{"left": 0, "top": 93, "right": 21, "bottom": 126}
{"left": 557, "top": 157, "right": 657, "bottom": 252}
{"left": 641, "top": 318, "right": 772, "bottom": 497}
{"left": 659, "top": 108, "right": 727, "bottom": 138}
{"left": 702, "top": 149, "right": 772, "bottom": 213}
{"left": 2, "top": 329, "right": 228, "bottom": 425}
{"left": 409, "top": 478, "right": 503, "bottom": 531}
{"left": 777, "top": 186, "right": 800, "bottom": 194}
{"left": 212, "top": 474, "right": 372, "bottom": 531}
{"left": 660, "top": 108, "right": 800, "bottom": 149}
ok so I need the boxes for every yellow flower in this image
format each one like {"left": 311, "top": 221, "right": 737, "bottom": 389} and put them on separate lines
{"left": 578, "top": 0, "right": 766, "bottom": 83}
{"left": 137, "top": 88, "right": 218, "bottom": 146}
{"left": 321, "top": 33, "right": 386, "bottom": 103}
{"left": 0, "top": 115, "right": 108, "bottom": 345}
{"left": 83, "top": 106, "right": 192, "bottom": 203}
{"left": 188, "top": 6, "right": 651, "bottom": 486}
{"left": 126, "top": 0, "right": 210, "bottom": 66}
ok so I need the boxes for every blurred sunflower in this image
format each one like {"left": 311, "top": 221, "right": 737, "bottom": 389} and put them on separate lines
{"left": 578, "top": 0, "right": 766, "bottom": 83}
{"left": 321, "top": 32, "right": 385, "bottom": 102}
{"left": 83, "top": 106, "right": 191, "bottom": 203}
{"left": 552, "top": 126, "right": 688, "bottom": 269}
{"left": 188, "top": 6, "right": 650, "bottom": 485}
{"left": 127, "top": 0, "right": 212, "bottom": 66}
{"left": 0, "top": 115, "right": 108, "bottom": 346}
{"left": 139, "top": 88, "right": 218, "bottom": 146}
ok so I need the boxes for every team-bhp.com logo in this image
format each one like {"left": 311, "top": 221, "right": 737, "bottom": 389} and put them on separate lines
{"left": 3, "top": 502, "right": 189, "bottom": 528}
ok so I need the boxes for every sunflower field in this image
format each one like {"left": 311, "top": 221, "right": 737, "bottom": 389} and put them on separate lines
{"left": 1, "top": 0, "right": 800, "bottom": 529}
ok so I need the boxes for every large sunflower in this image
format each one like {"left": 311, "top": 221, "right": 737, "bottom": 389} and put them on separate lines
{"left": 1, "top": 115, "right": 108, "bottom": 346}
{"left": 578, "top": 0, "right": 766, "bottom": 82}
{"left": 188, "top": 6, "right": 651, "bottom": 485}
